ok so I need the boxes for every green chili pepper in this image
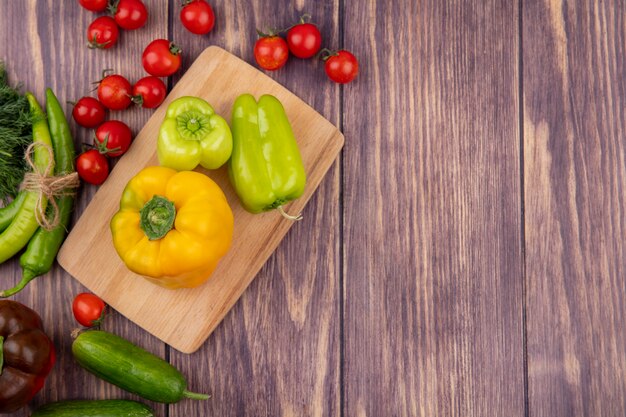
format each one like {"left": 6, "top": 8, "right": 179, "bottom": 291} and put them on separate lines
{"left": 0, "top": 192, "right": 26, "bottom": 233}
{"left": 2, "top": 89, "right": 76, "bottom": 297}
{"left": 0, "top": 93, "right": 53, "bottom": 264}
{"left": 228, "top": 94, "right": 306, "bottom": 220}
{"left": 157, "top": 96, "right": 232, "bottom": 171}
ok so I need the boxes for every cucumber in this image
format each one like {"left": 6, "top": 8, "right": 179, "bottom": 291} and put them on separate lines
{"left": 72, "top": 331, "right": 209, "bottom": 403}
{"left": 30, "top": 400, "right": 153, "bottom": 416}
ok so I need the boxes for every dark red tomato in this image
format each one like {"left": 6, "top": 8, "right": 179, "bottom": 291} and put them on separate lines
{"left": 77, "top": 149, "right": 109, "bottom": 185}
{"left": 72, "top": 293, "right": 106, "bottom": 327}
{"left": 87, "top": 16, "right": 119, "bottom": 49}
{"left": 95, "top": 120, "right": 133, "bottom": 157}
{"left": 111, "top": 0, "right": 148, "bottom": 30}
{"left": 79, "top": 0, "right": 108, "bottom": 12}
{"left": 287, "top": 22, "right": 321, "bottom": 59}
{"left": 72, "top": 97, "right": 106, "bottom": 128}
{"left": 97, "top": 74, "right": 132, "bottom": 110}
{"left": 324, "top": 50, "right": 359, "bottom": 84}
{"left": 254, "top": 36, "right": 289, "bottom": 71}
{"left": 131, "top": 76, "right": 167, "bottom": 108}
{"left": 142, "top": 39, "right": 182, "bottom": 77}
{"left": 180, "top": 0, "right": 215, "bottom": 35}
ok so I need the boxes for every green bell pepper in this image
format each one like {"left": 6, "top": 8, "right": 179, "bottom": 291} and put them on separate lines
{"left": 228, "top": 94, "right": 306, "bottom": 220}
{"left": 157, "top": 96, "right": 232, "bottom": 171}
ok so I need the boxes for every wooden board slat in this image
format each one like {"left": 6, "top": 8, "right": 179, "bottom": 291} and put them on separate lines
{"left": 342, "top": 1, "right": 525, "bottom": 416}
{"left": 167, "top": 1, "right": 342, "bottom": 415}
{"left": 523, "top": 1, "right": 626, "bottom": 416}
{"left": 0, "top": 1, "right": 170, "bottom": 416}
{"left": 57, "top": 46, "right": 344, "bottom": 354}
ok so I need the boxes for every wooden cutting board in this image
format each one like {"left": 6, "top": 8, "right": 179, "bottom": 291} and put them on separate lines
{"left": 57, "top": 46, "right": 344, "bottom": 354}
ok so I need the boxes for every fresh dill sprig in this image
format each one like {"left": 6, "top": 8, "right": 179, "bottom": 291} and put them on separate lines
{"left": 0, "top": 61, "right": 35, "bottom": 202}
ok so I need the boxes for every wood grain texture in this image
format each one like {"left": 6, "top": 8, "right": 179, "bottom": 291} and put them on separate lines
{"left": 0, "top": 1, "right": 169, "bottom": 416}
{"left": 3, "top": 0, "right": 626, "bottom": 416}
{"left": 342, "top": 1, "right": 525, "bottom": 416}
{"left": 523, "top": 1, "right": 626, "bottom": 416}
{"left": 168, "top": 1, "right": 342, "bottom": 416}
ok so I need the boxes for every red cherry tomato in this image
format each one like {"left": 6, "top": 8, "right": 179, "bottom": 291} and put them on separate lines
{"left": 87, "top": 16, "right": 119, "bottom": 49}
{"left": 72, "top": 97, "right": 106, "bottom": 128}
{"left": 95, "top": 120, "right": 133, "bottom": 157}
{"left": 287, "top": 22, "right": 322, "bottom": 59}
{"left": 142, "top": 39, "right": 182, "bottom": 77}
{"left": 180, "top": 0, "right": 215, "bottom": 35}
{"left": 97, "top": 73, "right": 132, "bottom": 110}
{"left": 324, "top": 50, "right": 359, "bottom": 84}
{"left": 77, "top": 149, "right": 109, "bottom": 185}
{"left": 131, "top": 76, "right": 167, "bottom": 109}
{"left": 254, "top": 35, "right": 289, "bottom": 71}
{"left": 111, "top": 0, "right": 148, "bottom": 30}
{"left": 72, "top": 293, "right": 106, "bottom": 327}
{"left": 79, "top": 0, "right": 108, "bottom": 12}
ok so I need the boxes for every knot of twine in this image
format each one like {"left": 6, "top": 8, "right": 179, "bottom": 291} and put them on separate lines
{"left": 19, "top": 142, "right": 80, "bottom": 231}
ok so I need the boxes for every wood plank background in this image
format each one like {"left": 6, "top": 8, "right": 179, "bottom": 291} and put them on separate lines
{"left": 0, "top": 1, "right": 624, "bottom": 416}
{"left": 524, "top": 1, "right": 626, "bottom": 416}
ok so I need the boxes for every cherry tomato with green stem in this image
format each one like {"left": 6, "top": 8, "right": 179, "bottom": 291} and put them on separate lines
{"left": 286, "top": 15, "right": 322, "bottom": 59}
{"left": 97, "top": 73, "right": 132, "bottom": 110}
{"left": 109, "top": 0, "right": 148, "bottom": 30}
{"left": 254, "top": 32, "right": 289, "bottom": 71}
{"left": 131, "top": 76, "right": 167, "bottom": 108}
{"left": 322, "top": 49, "right": 359, "bottom": 84}
{"left": 95, "top": 120, "right": 133, "bottom": 157}
{"left": 142, "top": 39, "right": 182, "bottom": 77}
{"left": 180, "top": 0, "right": 215, "bottom": 35}
{"left": 72, "top": 97, "right": 106, "bottom": 128}
{"left": 79, "top": 0, "right": 108, "bottom": 12}
{"left": 76, "top": 149, "right": 109, "bottom": 185}
{"left": 73, "top": 293, "right": 107, "bottom": 328}
{"left": 87, "top": 16, "right": 119, "bottom": 49}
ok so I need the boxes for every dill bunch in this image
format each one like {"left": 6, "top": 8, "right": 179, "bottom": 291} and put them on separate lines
{"left": 0, "top": 61, "right": 35, "bottom": 202}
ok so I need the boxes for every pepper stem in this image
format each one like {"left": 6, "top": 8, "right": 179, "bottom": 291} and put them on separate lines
{"left": 0, "top": 336, "right": 4, "bottom": 376}
{"left": 140, "top": 195, "right": 176, "bottom": 240}
{"left": 0, "top": 269, "right": 37, "bottom": 298}
{"left": 183, "top": 390, "right": 211, "bottom": 400}
{"left": 277, "top": 205, "right": 303, "bottom": 221}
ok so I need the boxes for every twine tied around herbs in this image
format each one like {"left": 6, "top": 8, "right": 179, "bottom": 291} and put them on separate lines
{"left": 19, "top": 142, "right": 80, "bottom": 231}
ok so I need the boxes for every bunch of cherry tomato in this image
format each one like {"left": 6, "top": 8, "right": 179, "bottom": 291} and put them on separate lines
{"left": 254, "top": 14, "right": 359, "bottom": 84}
{"left": 82, "top": 0, "right": 215, "bottom": 50}
{"left": 81, "top": 0, "right": 148, "bottom": 49}
{"left": 76, "top": 0, "right": 205, "bottom": 186}
{"left": 72, "top": 70, "right": 169, "bottom": 185}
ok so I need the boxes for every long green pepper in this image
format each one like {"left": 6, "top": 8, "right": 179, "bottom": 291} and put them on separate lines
{"left": 228, "top": 94, "right": 306, "bottom": 220}
{"left": 2, "top": 89, "right": 76, "bottom": 297}
{"left": 0, "top": 93, "right": 52, "bottom": 264}
{"left": 0, "top": 192, "right": 26, "bottom": 233}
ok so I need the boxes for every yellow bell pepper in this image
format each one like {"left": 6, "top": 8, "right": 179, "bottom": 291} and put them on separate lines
{"left": 110, "top": 166, "right": 233, "bottom": 289}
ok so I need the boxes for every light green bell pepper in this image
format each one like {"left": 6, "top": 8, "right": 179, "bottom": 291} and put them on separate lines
{"left": 228, "top": 94, "right": 306, "bottom": 220}
{"left": 157, "top": 96, "right": 232, "bottom": 171}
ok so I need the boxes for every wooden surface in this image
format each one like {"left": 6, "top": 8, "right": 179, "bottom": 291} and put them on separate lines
{"left": 58, "top": 46, "right": 344, "bottom": 354}
{"left": 0, "top": 1, "right": 624, "bottom": 416}
{"left": 523, "top": 2, "right": 626, "bottom": 416}
{"left": 342, "top": 1, "right": 525, "bottom": 416}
